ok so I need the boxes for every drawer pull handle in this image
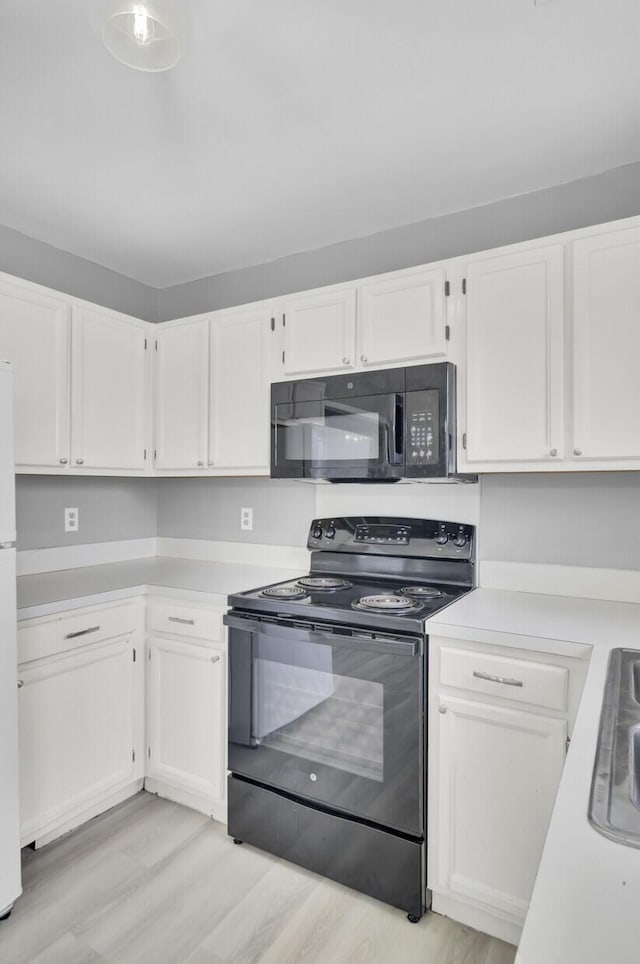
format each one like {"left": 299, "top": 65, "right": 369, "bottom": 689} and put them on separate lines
{"left": 211, "top": 655, "right": 220, "bottom": 664}
{"left": 64, "top": 625, "right": 100, "bottom": 640}
{"left": 17, "top": 679, "right": 24, "bottom": 689}
{"left": 473, "top": 670, "right": 523, "bottom": 687}
{"left": 168, "top": 616, "right": 195, "bottom": 625}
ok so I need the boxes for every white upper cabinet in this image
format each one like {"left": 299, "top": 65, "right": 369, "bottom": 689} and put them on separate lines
{"left": 280, "top": 286, "right": 357, "bottom": 377}
{"left": 209, "top": 308, "right": 270, "bottom": 473}
{"left": 462, "top": 244, "right": 565, "bottom": 466}
{"left": 0, "top": 280, "right": 70, "bottom": 468}
{"left": 154, "top": 320, "right": 209, "bottom": 471}
{"left": 357, "top": 266, "right": 448, "bottom": 367}
{"left": 572, "top": 225, "right": 640, "bottom": 462}
{"left": 71, "top": 306, "right": 148, "bottom": 471}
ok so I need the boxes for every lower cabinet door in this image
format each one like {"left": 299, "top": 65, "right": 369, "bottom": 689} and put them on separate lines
{"left": 147, "top": 637, "right": 225, "bottom": 802}
{"left": 18, "top": 636, "right": 138, "bottom": 843}
{"left": 435, "top": 695, "right": 567, "bottom": 922}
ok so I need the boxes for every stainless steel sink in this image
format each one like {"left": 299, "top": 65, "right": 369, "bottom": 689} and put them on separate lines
{"left": 589, "top": 648, "right": 640, "bottom": 847}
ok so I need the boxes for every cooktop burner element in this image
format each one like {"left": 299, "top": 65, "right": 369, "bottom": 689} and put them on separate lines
{"left": 352, "top": 593, "right": 423, "bottom": 613}
{"left": 297, "top": 576, "right": 353, "bottom": 591}
{"left": 261, "top": 585, "right": 309, "bottom": 600}
{"left": 398, "top": 585, "right": 444, "bottom": 598}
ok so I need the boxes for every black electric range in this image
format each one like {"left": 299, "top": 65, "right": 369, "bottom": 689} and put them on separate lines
{"left": 224, "top": 515, "right": 476, "bottom": 922}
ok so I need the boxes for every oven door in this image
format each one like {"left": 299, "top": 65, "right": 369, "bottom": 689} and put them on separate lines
{"left": 271, "top": 386, "right": 404, "bottom": 481}
{"left": 226, "top": 613, "right": 424, "bottom": 837}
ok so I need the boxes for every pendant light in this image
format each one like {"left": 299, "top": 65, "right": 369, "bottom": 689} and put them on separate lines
{"left": 102, "top": 0, "right": 184, "bottom": 72}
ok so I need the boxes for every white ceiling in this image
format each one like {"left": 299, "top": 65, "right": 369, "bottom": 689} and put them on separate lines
{"left": 0, "top": 0, "right": 639, "bottom": 288}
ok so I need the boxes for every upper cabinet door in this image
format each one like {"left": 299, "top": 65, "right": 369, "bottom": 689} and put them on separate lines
{"left": 281, "top": 286, "right": 356, "bottom": 377}
{"left": 154, "top": 320, "right": 209, "bottom": 471}
{"left": 209, "top": 309, "right": 270, "bottom": 472}
{"left": 71, "top": 306, "right": 148, "bottom": 471}
{"left": 463, "top": 245, "right": 565, "bottom": 465}
{"left": 358, "top": 266, "right": 448, "bottom": 367}
{"left": 0, "top": 281, "right": 70, "bottom": 468}
{"left": 572, "top": 225, "right": 640, "bottom": 461}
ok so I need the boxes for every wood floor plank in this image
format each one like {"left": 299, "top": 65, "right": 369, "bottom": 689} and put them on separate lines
{"left": 0, "top": 792, "right": 517, "bottom": 964}
{"left": 185, "top": 858, "right": 320, "bottom": 964}
{"left": 26, "top": 931, "right": 104, "bottom": 964}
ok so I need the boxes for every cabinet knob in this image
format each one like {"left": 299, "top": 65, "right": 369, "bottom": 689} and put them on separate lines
{"left": 17, "top": 679, "right": 23, "bottom": 689}
{"left": 342, "top": 357, "right": 350, "bottom": 365}
{"left": 211, "top": 654, "right": 220, "bottom": 664}
{"left": 549, "top": 448, "right": 557, "bottom": 457}
{"left": 59, "top": 457, "right": 68, "bottom": 464}
{"left": 207, "top": 460, "right": 214, "bottom": 467}
{"left": 76, "top": 458, "right": 84, "bottom": 465}
{"left": 573, "top": 448, "right": 582, "bottom": 457}
{"left": 360, "top": 355, "right": 367, "bottom": 363}
{"left": 197, "top": 460, "right": 204, "bottom": 467}
{"left": 438, "top": 704, "right": 448, "bottom": 714}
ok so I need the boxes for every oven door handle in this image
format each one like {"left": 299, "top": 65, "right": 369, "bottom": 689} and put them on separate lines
{"left": 224, "top": 613, "right": 421, "bottom": 657}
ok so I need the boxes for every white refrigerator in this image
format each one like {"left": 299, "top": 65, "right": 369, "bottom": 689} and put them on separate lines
{"left": 0, "top": 361, "right": 21, "bottom": 919}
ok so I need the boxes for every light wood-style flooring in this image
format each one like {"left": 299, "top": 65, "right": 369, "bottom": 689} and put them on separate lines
{"left": 0, "top": 792, "right": 517, "bottom": 964}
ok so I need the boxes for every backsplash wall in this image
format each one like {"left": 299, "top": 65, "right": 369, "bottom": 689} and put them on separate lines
{"left": 480, "top": 473, "right": 640, "bottom": 570}
{"left": 16, "top": 472, "right": 640, "bottom": 573}
{"left": 156, "top": 478, "right": 316, "bottom": 548}
{"left": 15, "top": 476, "right": 158, "bottom": 550}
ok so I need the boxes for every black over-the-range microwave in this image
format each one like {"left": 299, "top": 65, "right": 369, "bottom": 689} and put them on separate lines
{"left": 270, "top": 362, "right": 476, "bottom": 483}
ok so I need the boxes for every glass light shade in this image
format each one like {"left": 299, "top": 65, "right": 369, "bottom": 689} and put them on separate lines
{"left": 103, "top": 0, "right": 184, "bottom": 72}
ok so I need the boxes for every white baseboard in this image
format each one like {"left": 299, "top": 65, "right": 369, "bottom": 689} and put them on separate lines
{"left": 480, "top": 560, "right": 640, "bottom": 604}
{"left": 156, "top": 537, "right": 309, "bottom": 571}
{"left": 17, "top": 538, "right": 159, "bottom": 576}
{"left": 431, "top": 893, "right": 521, "bottom": 947}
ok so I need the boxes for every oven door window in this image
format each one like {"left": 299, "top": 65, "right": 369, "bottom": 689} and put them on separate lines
{"left": 228, "top": 623, "right": 423, "bottom": 836}
{"left": 254, "top": 649, "right": 383, "bottom": 782}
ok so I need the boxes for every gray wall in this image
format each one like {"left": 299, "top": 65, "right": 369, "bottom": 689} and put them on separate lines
{"left": 15, "top": 476, "right": 158, "bottom": 550}
{"left": 156, "top": 161, "right": 640, "bottom": 320}
{"left": 479, "top": 473, "right": 640, "bottom": 570}
{"left": 0, "top": 223, "right": 157, "bottom": 321}
{"left": 156, "top": 478, "right": 316, "bottom": 548}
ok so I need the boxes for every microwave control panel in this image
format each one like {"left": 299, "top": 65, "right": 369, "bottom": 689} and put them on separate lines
{"left": 406, "top": 390, "right": 439, "bottom": 466}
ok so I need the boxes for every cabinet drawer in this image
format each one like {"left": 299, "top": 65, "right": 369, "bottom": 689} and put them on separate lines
{"left": 18, "top": 602, "right": 138, "bottom": 664}
{"left": 147, "top": 602, "right": 223, "bottom": 642}
{"left": 439, "top": 646, "right": 568, "bottom": 712}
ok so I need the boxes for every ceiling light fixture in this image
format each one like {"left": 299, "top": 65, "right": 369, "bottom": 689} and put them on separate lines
{"left": 102, "top": 0, "right": 184, "bottom": 72}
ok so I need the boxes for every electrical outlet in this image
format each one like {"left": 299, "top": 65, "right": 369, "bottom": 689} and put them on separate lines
{"left": 64, "top": 507, "right": 79, "bottom": 533}
{"left": 240, "top": 507, "right": 253, "bottom": 531}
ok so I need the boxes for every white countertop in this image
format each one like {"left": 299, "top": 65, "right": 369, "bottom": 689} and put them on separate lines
{"left": 16, "top": 557, "right": 306, "bottom": 620}
{"left": 427, "top": 588, "right": 640, "bottom": 964}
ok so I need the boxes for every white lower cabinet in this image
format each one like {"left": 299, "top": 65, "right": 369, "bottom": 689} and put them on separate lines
{"left": 17, "top": 596, "right": 228, "bottom": 845}
{"left": 146, "top": 635, "right": 226, "bottom": 819}
{"left": 428, "top": 636, "right": 587, "bottom": 946}
{"left": 435, "top": 696, "right": 565, "bottom": 919}
{"left": 17, "top": 612, "right": 144, "bottom": 847}
{"left": 144, "top": 597, "right": 227, "bottom": 820}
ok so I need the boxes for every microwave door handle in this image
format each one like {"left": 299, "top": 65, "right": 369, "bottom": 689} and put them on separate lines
{"left": 392, "top": 393, "right": 404, "bottom": 463}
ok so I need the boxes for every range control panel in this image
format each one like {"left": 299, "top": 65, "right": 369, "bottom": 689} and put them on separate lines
{"left": 307, "top": 516, "right": 475, "bottom": 561}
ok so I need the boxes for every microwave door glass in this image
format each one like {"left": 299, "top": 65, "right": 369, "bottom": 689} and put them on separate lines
{"left": 283, "top": 407, "right": 381, "bottom": 463}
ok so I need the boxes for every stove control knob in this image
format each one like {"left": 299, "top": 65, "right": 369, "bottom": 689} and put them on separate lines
{"left": 325, "top": 524, "right": 336, "bottom": 539}
{"left": 312, "top": 526, "right": 323, "bottom": 540}
{"left": 453, "top": 528, "right": 467, "bottom": 549}
{"left": 435, "top": 524, "right": 449, "bottom": 546}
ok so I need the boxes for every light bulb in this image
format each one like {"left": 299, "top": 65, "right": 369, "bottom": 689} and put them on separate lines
{"left": 132, "top": 5, "right": 153, "bottom": 46}
{"left": 103, "top": 0, "right": 185, "bottom": 71}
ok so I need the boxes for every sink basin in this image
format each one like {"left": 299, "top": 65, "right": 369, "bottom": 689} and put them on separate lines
{"left": 589, "top": 648, "right": 640, "bottom": 847}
